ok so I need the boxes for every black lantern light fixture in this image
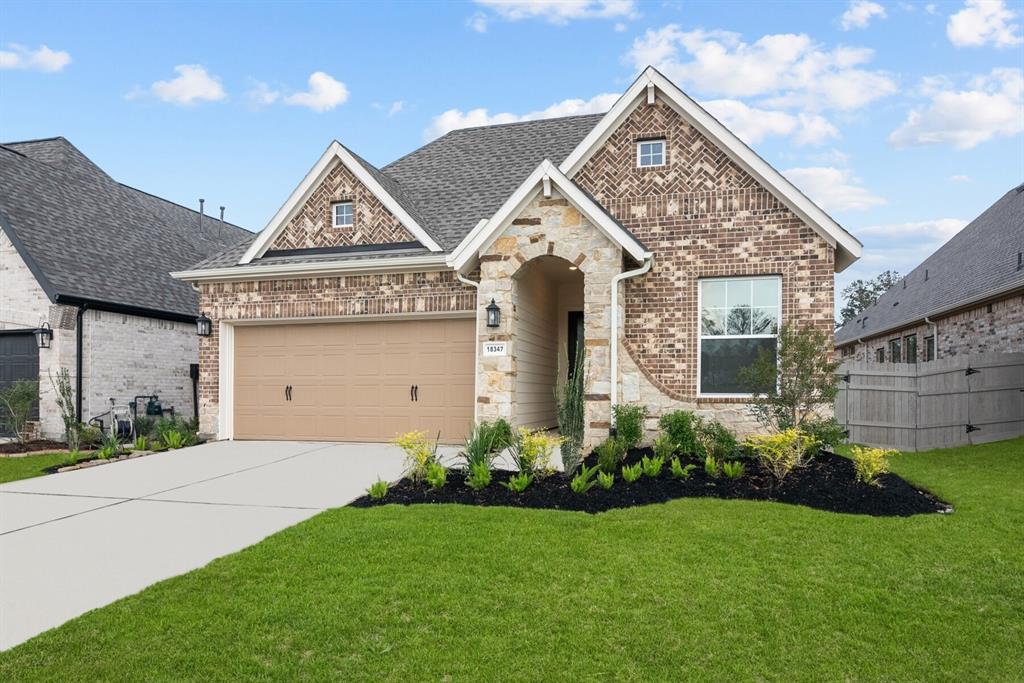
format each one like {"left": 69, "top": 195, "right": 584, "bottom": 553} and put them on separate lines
{"left": 485, "top": 299, "right": 501, "bottom": 328}
{"left": 196, "top": 312, "right": 212, "bottom": 338}
{"left": 34, "top": 321, "right": 53, "bottom": 349}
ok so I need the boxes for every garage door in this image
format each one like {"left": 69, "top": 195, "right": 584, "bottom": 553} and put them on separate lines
{"left": 233, "top": 317, "right": 475, "bottom": 443}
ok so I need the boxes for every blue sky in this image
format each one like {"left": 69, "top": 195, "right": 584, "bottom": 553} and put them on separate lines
{"left": 2, "top": 0, "right": 1022, "bottom": 301}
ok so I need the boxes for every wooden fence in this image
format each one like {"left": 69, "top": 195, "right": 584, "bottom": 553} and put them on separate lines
{"left": 835, "top": 351, "right": 1024, "bottom": 451}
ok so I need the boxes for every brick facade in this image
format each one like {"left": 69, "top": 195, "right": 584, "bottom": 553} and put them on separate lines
{"left": 268, "top": 159, "right": 416, "bottom": 252}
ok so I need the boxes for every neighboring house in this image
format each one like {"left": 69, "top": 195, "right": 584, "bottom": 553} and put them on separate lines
{"left": 174, "top": 67, "right": 862, "bottom": 446}
{"left": 836, "top": 184, "right": 1024, "bottom": 363}
{"left": 0, "top": 137, "right": 251, "bottom": 438}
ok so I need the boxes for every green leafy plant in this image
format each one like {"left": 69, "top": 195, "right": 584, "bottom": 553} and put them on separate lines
{"left": 393, "top": 430, "right": 439, "bottom": 482}
{"left": 556, "top": 348, "right": 587, "bottom": 475}
{"left": 641, "top": 454, "right": 664, "bottom": 478}
{"left": 669, "top": 457, "right": 696, "bottom": 480}
{"left": 509, "top": 427, "right": 560, "bottom": 477}
{"left": 802, "top": 417, "right": 847, "bottom": 456}
{"left": 850, "top": 445, "right": 893, "bottom": 486}
{"left": 462, "top": 422, "right": 500, "bottom": 472}
{"left": 80, "top": 425, "right": 103, "bottom": 449}
{"left": 425, "top": 461, "right": 447, "bottom": 490}
{"left": 161, "top": 430, "right": 186, "bottom": 450}
{"left": 653, "top": 434, "right": 676, "bottom": 461}
{"left": 621, "top": 462, "right": 642, "bottom": 483}
{"left": 50, "top": 369, "right": 81, "bottom": 452}
{"left": 696, "top": 419, "right": 738, "bottom": 460}
{"left": 612, "top": 403, "right": 647, "bottom": 450}
{"left": 154, "top": 416, "right": 198, "bottom": 447}
{"left": 704, "top": 454, "right": 719, "bottom": 478}
{"left": 594, "top": 436, "right": 627, "bottom": 474}
{"left": 570, "top": 463, "right": 600, "bottom": 494}
{"left": 97, "top": 432, "right": 120, "bottom": 459}
{"left": 722, "top": 460, "right": 746, "bottom": 480}
{"left": 502, "top": 472, "right": 533, "bottom": 494}
{"left": 480, "top": 419, "right": 513, "bottom": 454}
{"left": 659, "top": 410, "right": 699, "bottom": 455}
{"left": 133, "top": 416, "right": 156, "bottom": 439}
{"left": 466, "top": 461, "right": 492, "bottom": 490}
{"left": 596, "top": 471, "right": 615, "bottom": 490}
{"left": 0, "top": 379, "right": 39, "bottom": 445}
{"left": 133, "top": 435, "right": 149, "bottom": 451}
{"left": 743, "top": 429, "right": 818, "bottom": 483}
{"left": 367, "top": 479, "right": 389, "bottom": 500}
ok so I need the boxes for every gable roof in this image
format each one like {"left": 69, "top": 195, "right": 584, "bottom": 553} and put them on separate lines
{"left": 559, "top": 66, "right": 863, "bottom": 271}
{"left": 0, "top": 137, "right": 251, "bottom": 318}
{"left": 836, "top": 184, "right": 1024, "bottom": 345}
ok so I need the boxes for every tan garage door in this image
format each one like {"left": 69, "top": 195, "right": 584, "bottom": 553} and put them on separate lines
{"left": 234, "top": 317, "right": 475, "bottom": 443}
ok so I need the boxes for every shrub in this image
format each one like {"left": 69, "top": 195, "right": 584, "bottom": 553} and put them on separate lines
{"left": 641, "top": 454, "right": 664, "bottom": 478}
{"left": 367, "top": 479, "right": 389, "bottom": 500}
{"left": 596, "top": 471, "right": 615, "bottom": 490}
{"left": 594, "top": 436, "right": 627, "bottom": 474}
{"left": 80, "top": 425, "right": 103, "bottom": 448}
{"left": 570, "top": 464, "right": 599, "bottom": 494}
{"left": 612, "top": 404, "right": 647, "bottom": 450}
{"left": 697, "top": 420, "right": 737, "bottom": 460}
{"left": 133, "top": 416, "right": 156, "bottom": 439}
{"left": 133, "top": 435, "right": 149, "bottom": 451}
{"left": 480, "top": 419, "right": 513, "bottom": 454}
{"left": 509, "top": 428, "right": 560, "bottom": 477}
{"left": 652, "top": 434, "right": 675, "bottom": 461}
{"left": 743, "top": 429, "right": 818, "bottom": 483}
{"left": 50, "top": 369, "right": 81, "bottom": 452}
{"left": 0, "top": 379, "right": 39, "bottom": 445}
{"left": 466, "top": 461, "right": 492, "bottom": 490}
{"left": 704, "top": 454, "right": 719, "bottom": 478}
{"left": 393, "top": 430, "right": 438, "bottom": 482}
{"left": 556, "top": 349, "right": 587, "bottom": 475}
{"left": 425, "top": 461, "right": 447, "bottom": 490}
{"left": 502, "top": 471, "right": 533, "bottom": 493}
{"left": 669, "top": 458, "right": 696, "bottom": 480}
{"left": 621, "top": 462, "right": 642, "bottom": 483}
{"left": 802, "top": 417, "right": 847, "bottom": 456}
{"left": 659, "top": 410, "right": 699, "bottom": 455}
{"left": 161, "top": 430, "right": 186, "bottom": 450}
{"left": 850, "top": 446, "right": 892, "bottom": 486}
{"left": 462, "top": 423, "right": 500, "bottom": 471}
{"left": 154, "top": 416, "right": 197, "bottom": 446}
{"left": 97, "top": 432, "right": 120, "bottom": 459}
{"left": 722, "top": 460, "right": 745, "bottom": 479}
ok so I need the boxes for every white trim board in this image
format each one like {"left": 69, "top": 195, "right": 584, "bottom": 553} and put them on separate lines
{"left": 172, "top": 253, "right": 450, "bottom": 283}
{"left": 559, "top": 66, "right": 863, "bottom": 273}
{"left": 238, "top": 141, "right": 442, "bottom": 265}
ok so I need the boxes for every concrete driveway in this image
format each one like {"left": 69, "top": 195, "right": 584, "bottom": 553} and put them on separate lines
{"left": 0, "top": 440, "right": 424, "bottom": 650}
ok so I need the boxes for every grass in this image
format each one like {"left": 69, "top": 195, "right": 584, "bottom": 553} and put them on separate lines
{"left": 0, "top": 452, "right": 78, "bottom": 484}
{"left": 1, "top": 438, "right": 1022, "bottom": 681}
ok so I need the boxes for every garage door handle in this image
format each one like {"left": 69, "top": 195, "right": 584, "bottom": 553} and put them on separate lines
{"left": 285, "top": 385, "right": 292, "bottom": 401}
{"left": 410, "top": 385, "right": 414, "bottom": 402}
{"left": 413, "top": 385, "right": 419, "bottom": 402}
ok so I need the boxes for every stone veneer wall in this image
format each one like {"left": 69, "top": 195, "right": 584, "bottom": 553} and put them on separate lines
{"left": 268, "top": 159, "right": 416, "bottom": 252}
{"left": 196, "top": 271, "right": 476, "bottom": 436}
{"left": 574, "top": 98, "right": 836, "bottom": 437}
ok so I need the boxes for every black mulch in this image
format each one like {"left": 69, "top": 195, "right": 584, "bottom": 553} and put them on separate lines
{"left": 350, "top": 448, "right": 952, "bottom": 517}
{"left": 0, "top": 439, "right": 67, "bottom": 454}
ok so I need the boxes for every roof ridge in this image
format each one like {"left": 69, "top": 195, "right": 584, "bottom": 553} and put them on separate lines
{"left": 438, "top": 112, "right": 606, "bottom": 137}
{"left": 1, "top": 135, "right": 67, "bottom": 146}
{"left": 118, "top": 181, "right": 251, "bottom": 233}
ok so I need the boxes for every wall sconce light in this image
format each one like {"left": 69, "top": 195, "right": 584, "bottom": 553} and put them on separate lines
{"left": 196, "top": 313, "right": 212, "bottom": 337}
{"left": 486, "top": 299, "right": 501, "bottom": 328}
{"left": 34, "top": 322, "right": 53, "bottom": 349}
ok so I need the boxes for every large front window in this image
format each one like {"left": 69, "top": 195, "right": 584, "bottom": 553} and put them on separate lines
{"left": 699, "top": 276, "right": 780, "bottom": 395}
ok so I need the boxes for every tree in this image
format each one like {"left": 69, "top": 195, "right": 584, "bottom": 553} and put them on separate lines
{"left": 838, "top": 270, "right": 901, "bottom": 326}
{"left": 0, "top": 379, "right": 40, "bottom": 445}
{"left": 739, "top": 324, "right": 840, "bottom": 432}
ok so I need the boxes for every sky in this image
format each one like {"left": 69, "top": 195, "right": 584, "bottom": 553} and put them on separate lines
{"left": 2, "top": 0, "right": 1022, "bottom": 304}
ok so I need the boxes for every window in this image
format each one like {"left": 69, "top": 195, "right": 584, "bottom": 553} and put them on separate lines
{"left": 699, "top": 276, "right": 780, "bottom": 395}
{"left": 332, "top": 201, "right": 353, "bottom": 228}
{"left": 904, "top": 334, "right": 917, "bottom": 364}
{"left": 637, "top": 139, "right": 665, "bottom": 168}
{"left": 924, "top": 335, "right": 936, "bottom": 361}
{"left": 876, "top": 348, "right": 885, "bottom": 362}
{"left": 889, "top": 338, "right": 902, "bottom": 363}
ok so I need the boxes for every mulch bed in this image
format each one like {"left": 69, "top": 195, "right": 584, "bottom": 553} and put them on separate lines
{"left": 351, "top": 448, "right": 952, "bottom": 517}
{"left": 0, "top": 439, "right": 67, "bottom": 455}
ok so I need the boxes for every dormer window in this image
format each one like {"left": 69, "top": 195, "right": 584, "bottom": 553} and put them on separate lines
{"left": 332, "top": 201, "right": 353, "bottom": 228}
{"left": 637, "top": 139, "right": 665, "bottom": 168}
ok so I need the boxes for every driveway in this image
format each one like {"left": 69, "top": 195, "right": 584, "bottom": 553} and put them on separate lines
{"left": 0, "top": 440, "right": 428, "bottom": 650}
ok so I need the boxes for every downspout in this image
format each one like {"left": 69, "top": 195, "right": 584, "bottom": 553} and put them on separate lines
{"left": 456, "top": 271, "right": 481, "bottom": 424}
{"left": 75, "top": 303, "right": 89, "bottom": 422}
{"left": 924, "top": 316, "right": 938, "bottom": 359}
{"left": 609, "top": 256, "right": 654, "bottom": 434}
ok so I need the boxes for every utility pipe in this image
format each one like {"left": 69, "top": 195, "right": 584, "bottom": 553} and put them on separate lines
{"left": 75, "top": 303, "right": 88, "bottom": 422}
{"left": 609, "top": 256, "right": 654, "bottom": 433}
{"left": 456, "top": 272, "right": 482, "bottom": 424}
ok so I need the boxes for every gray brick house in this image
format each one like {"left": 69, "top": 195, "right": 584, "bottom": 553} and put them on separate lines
{"left": 0, "top": 137, "right": 250, "bottom": 438}
{"left": 174, "top": 67, "right": 862, "bottom": 446}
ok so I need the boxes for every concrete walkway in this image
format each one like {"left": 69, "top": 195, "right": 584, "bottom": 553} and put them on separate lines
{"left": 0, "top": 440, "right": 427, "bottom": 650}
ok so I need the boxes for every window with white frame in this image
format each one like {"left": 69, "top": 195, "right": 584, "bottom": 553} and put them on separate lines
{"left": 637, "top": 139, "right": 665, "bottom": 168}
{"left": 699, "top": 276, "right": 780, "bottom": 395}
{"left": 332, "top": 201, "right": 353, "bottom": 228}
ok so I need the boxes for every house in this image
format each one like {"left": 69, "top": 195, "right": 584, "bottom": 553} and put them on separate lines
{"left": 173, "top": 67, "right": 861, "bottom": 446}
{"left": 836, "top": 184, "right": 1024, "bottom": 363}
{"left": 0, "top": 137, "right": 251, "bottom": 439}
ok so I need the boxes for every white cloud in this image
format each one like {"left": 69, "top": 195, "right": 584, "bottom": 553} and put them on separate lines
{"left": 889, "top": 68, "right": 1023, "bottom": 149}
{"left": 841, "top": 1, "right": 887, "bottom": 30}
{"left": 388, "top": 100, "right": 404, "bottom": 117}
{"left": 794, "top": 113, "right": 841, "bottom": 145}
{"left": 246, "top": 81, "right": 280, "bottom": 108}
{"left": 626, "top": 26, "right": 897, "bottom": 110}
{"left": 283, "top": 71, "right": 349, "bottom": 112}
{"left": 0, "top": 44, "right": 71, "bottom": 72}
{"left": 466, "top": 12, "right": 489, "bottom": 32}
{"left": 702, "top": 99, "right": 797, "bottom": 144}
{"left": 950, "top": 174, "right": 971, "bottom": 181}
{"left": 473, "top": 0, "right": 638, "bottom": 24}
{"left": 925, "top": 3, "right": 938, "bottom": 14}
{"left": 807, "top": 148, "right": 851, "bottom": 166}
{"left": 426, "top": 92, "right": 618, "bottom": 139}
{"left": 855, "top": 218, "right": 967, "bottom": 240}
{"left": 947, "top": 0, "right": 1022, "bottom": 48}
{"left": 150, "top": 65, "right": 225, "bottom": 105}
{"left": 783, "top": 166, "right": 886, "bottom": 211}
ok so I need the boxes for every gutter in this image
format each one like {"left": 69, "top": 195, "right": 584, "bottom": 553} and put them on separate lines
{"left": 455, "top": 272, "right": 482, "bottom": 424}
{"left": 609, "top": 256, "right": 654, "bottom": 433}
{"left": 75, "top": 303, "right": 88, "bottom": 422}
{"left": 171, "top": 253, "right": 450, "bottom": 282}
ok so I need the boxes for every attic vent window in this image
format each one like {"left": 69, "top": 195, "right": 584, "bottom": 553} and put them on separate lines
{"left": 637, "top": 139, "right": 665, "bottom": 168}
{"left": 332, "top": 201, "right": 353, "bottom": 228}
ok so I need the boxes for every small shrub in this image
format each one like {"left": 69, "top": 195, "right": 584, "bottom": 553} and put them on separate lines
{"left": 80, "top": 425, "right": 103, "bottom": 448}
{"left": 652, "top": 434, "right": 675, "bottom": 461}
{"left": 393, "top": 430, "right": 438, "bottom": 482}
{"left": 161, "top": 430, "right": 186, "bottom": 450}
{"left": 596, "top": 471, "right": 615, "bottom": 490}
{"left": 594, "top": 436, "right": 627, "bottom": 474}
{"left": 641, "top": 454, "right": 664, "bottom": 478}
{"left": 509, "top": 428, "right": 560, "bottom": 477}
{"left": 669, "top": 457, "right": 696, "bottom": 480}
{"left": 480, "top": 419, "right": 513, "bottom": 454}
{"left": 722, "top": 460, "right": 745, "bottom": 479}
{"left": 743, "top": 429, "right": 818, "bottom": 483}
{"left": 659, "top": 410, "right": 699, "bottom": 455}
{"left": 466, "top": 461, "right": 492, "bottom": 490}
{"left": 425, "top": 461, "right": 447, "bottom": 490}
{"left": 621, "top": 462, "right": 642, "bottom": 483}
{"left": 97, "top": 432, "right": 120, "bottom": 459}
{"left": 51, "top": 369, "right": 81, "bottom": 452}
{"left": 463, "top": 423, "right": 500, "bottom": 471}
{"left": 557, "top": 349, "right": 587, "bottom": 475}
{"left": 612, "top": 404, "right": 647, "bottom": 450}
{"left": 133, "top": 435, "right": 149, "bottom": 451}
{"left": 570, "top": 463, "right": 599, "bottom": 494}
{"left": 0, "top": 379, "right": 39, "bottom": 445}
{"left": 850, "top": 446, "right": 892, "bottom": 486}
{"left": 502, "top": 471, "right": 533, "bottom": 494}
{"left": 704, "top": 454, "right": 719, "bottom": 478}
{"left": 133, "top": 416, "right": 156, "bottom": 439}
{"left": 803, "top": 417, "right": 847, "bottom": 456}
{"left": 697, "top": 420, "right": 737, "bottom": 460}
{"left": 367, "top": 479, "right": 389, "bottom": 500}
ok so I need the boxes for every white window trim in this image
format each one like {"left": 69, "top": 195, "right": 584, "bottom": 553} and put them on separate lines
{"left": 332, "top": 201, "right": 353, "bottom": 228}
{"left": 696, "top": 274, "right": 782, "bottom": 399}
{"left": 636, "top": 139, "right": 665, "bottom": 168}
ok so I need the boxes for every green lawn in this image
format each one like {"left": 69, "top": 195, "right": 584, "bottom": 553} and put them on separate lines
{"left": 1, "top": 438, "right": 1022, "bottom": 682}
{"left": 0, "top": 452, "right": 75, "bottom": 484}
